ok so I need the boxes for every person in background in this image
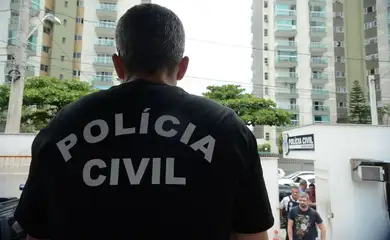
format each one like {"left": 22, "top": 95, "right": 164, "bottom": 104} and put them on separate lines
{"left": 279, "top": 186, "right": 299, "bottom": 240}
{"left": 13, "top": 3, "right": 274, "bottom": 240}
{"left": 288, "top": 193, "right": 326, "bottom": 240}
{"left": 308, "top": 183, "right": 316, "bottom": 210}
{"left": 298, "top": 179, "right": 307, "bottom": 193}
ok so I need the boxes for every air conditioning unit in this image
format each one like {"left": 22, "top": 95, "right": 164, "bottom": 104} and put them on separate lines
{"left": 355, "top": 165, "right": 384, "bottom": 182}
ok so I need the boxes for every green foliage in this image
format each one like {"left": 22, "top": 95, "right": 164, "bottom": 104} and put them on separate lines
{"left": 0, "top": 76, "right": 97, "bottom": 133}
{"left": 258, "top": 143, "right": 271, "bottom": 152}
{"left": 277, "top": 133, "right": 283, "bottom": 154}
{"left": 203, "top": 85, "right": 291, "bottom": 126}
{"left": 348, "top": 80, "right": 370, "bottom": 124}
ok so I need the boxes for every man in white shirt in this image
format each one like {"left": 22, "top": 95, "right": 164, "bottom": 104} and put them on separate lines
{"left": 279, "top": 186, "right": 299, "bottom": 240}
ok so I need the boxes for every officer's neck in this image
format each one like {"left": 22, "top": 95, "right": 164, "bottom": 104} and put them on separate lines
{"left": 125, "top": 72, "right": 177, "bottom": 86}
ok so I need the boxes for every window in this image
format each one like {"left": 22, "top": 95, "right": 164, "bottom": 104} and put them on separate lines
{"left": 337, "top": 102, "right": 346, "bottom": 108}
{"left": 62, "top": 37, "right": 66, "bottom": 44}
{"left": 65, "top": 1, "right": 68, "bottom": 7}
{"left": 264, "top": 43, "right": 268, "bottom": 50}
{"left": 59, "top": 74, "right": 64, "bottom": 80}
{"left": 365, "top": 53, "right": 378, "bottom": 60}
{"left": 265, "top": 133, "right": 270, "bottom": 141}
{"left": 335, "top": 71, "right": 345, "bottom": 77}
{"left": 367, "top": 68, "right": 379, "bottom": 75}
{"left": 63, "top": 19, "right": 67, "bottom": 26}
{"left": 264, "top": 29, "right": 268, "bottom": 36}
{"left": 76, "top": 17, "right": 84, "bottom": 24}
{"left": 77, "top": 0, "right": 84, "bottom": 7}
{"left": 40, "top": 64, "right": 49, "bottom": 72}
{"left": 364, "top": 37, "right": 378, "bottom": 45}
{"left": 334, "top": 26, "right": 344, "bottom": 33}
{"left": 335, "top": 56, "right": 345, "bottom": 63}
{"left": 73, "top": 70, "right": 81, "bottom": 77}
{"left": 264, "top": 15, "right": 268, "bottom": 22}
{"left": 264, "top": 1, "right": 268, "bottom": 8}
{"left": 364, "top": 6, "right": 376, "bottom": 14}
{"left": 264, "top": 57, "right": 268, "bottom": 65}
{"left": 336, "top": 86, "right": 347, "bottom": 93}
{"left": 334, "top": 41, "right": 344, "bottom": 47}
{"left": 364, "top": 20, "right": 377, "bottom": 30}
{"left": 265, "top": 87, "right": 269, "bottom": 95}
{"left": 43, "top": 27, "right": 52, "bottom": 35}
{"left": 75, "top": 35, "right": 82, "bottom": 40}
{"left": 265, "top": 72, "right": 268, "bottom": 80}
{"left": 73, "top": 52, "right": 81, "bottom": 58}
{"left": 7, "top": 54, "right": 14, "bottom": 60}
{"left": 334, "top": 12, "right": 343, "bottom": 18}
{"left": 42, "top": 46, "right": 50, "bottom": 53}
{"left": 61, "top": 56, "right": 65, "bottom": 62}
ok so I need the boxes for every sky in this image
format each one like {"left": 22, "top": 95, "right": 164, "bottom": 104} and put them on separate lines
{"left": 154, "top": 0, "right": 254, "bottom": 96}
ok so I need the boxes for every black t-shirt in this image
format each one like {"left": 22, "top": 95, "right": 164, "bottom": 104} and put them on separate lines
{"left": 288, "top": 206, "right": 323, "bottom": 240}
{"left": 14, "top": 80, "right": 274, "bottom": 240}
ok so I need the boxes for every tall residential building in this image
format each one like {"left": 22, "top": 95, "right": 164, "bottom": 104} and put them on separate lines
{"left": 334, "top": 0, "right": 390, "bottom": 123}
{"left": 252, "top": 0, "right": 337, "bottom": 149}
{"left": 0, "top": 0, "right": 149, "bottom": 89}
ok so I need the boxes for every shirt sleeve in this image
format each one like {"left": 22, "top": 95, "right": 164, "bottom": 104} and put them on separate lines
{"left": 231, "top": 122, "right": 274, "bottom": 234}
{"left": 315, "top": 211, "right": 323, "bottom": 224}
{"left": 14, "top": 129, "right": 51, "bottom": 239}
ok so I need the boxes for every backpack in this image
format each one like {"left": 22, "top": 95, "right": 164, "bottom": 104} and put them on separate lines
{"left": 280, "top": 196, "right": 299, "bottom": 229}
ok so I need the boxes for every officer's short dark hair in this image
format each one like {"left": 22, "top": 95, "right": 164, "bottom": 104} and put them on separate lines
{"left": 115, "top": 3, "right": 185, "bottom": 76}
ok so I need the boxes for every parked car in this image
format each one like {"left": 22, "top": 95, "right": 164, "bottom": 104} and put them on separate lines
{"left": 278, "top": 171, "right": 315, "bottom": 186}
{"left": 277, "top": 168, "right": 286, "bottom": 178}
{"left": 0, "top": 185, "right": 25, "bottom": 240}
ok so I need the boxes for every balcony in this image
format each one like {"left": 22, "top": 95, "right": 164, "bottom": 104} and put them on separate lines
{"left": 311, "top": 90, "right": 329, "bottom": 100}
{"left": 279, "top": 104, "right": 300, "bottom": 113}
{"left": 99, "top": 0, "right": 117, "bottom": 3}
{"left": 310, "top": 11, "right": 326, "bottom": 21}
{"left": 311, "top": 57, "right": 328, "bottom": 69}
{"left": 96, "top": 4, "right": 117, "bottom": 21}
{"left": 314, "top": 119, "right": 330, "bottom": 124}
{"left": 309, "top": 0, "right": 327, "bottom": 7}
{"left": 94, "top": 39, "right": 116, "bottom": 54}
{"left": 9, "top": 16, "right": 19, "bottom": 30}
{"left": 310, "top": 42, "right": 327, "bottom": 54}
{"left": 95, "top": 22, "right": 116, "bottom": 38}
{"left": 310, "top": 26, "right": 326, "bottom": 39}
{"left": 275, "top": 55, "right": 298, "bottom": 67}
{"left": 275, "top": 25, "right": 297, "bottom": 37}
{"left": 275, "top": 9, "right": 296, "bottom": 20}
{"left": 92, "top": 75, "right": 114, "bottom": 89}
{"left": 276, "top": 89, "right": 299, "bottom": 98}
{"left": 7, "top": 38, "right": 37, "bottom": 56}
{"left": 276, "top": 0, "right": 296, "bottom": 3}
{"left": 275, "top": 72, "right": 298, "bottom": 83}
{"left": 311, "top": 73, "right": 328, "bottom": 84}
{"left": 93, "top": 57, "right": 114, "bottom": 71}
{"left": 312, "top": 105, "right": 330, "bottom": 115}
{"left": 275, "top": 41, "right": 297, "bottom": 51}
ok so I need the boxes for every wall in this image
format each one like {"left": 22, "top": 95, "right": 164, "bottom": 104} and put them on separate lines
{"left": 283, "top": 124, "right": 390, "bottom": 240}
{"left": 260, "top": 156, "right": 280, "bottom": 239}
{"left": 0, "top": 134, "right": 35, "bottom": 197}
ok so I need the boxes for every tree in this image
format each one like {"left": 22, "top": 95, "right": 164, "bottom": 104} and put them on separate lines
{"left": 0, "top": 76, "right": 97, "bottom": 132}
{"left": 277, "top": 133, "right": 283, "bottom": 154}
{"left": 203, "top": 85, "right": 291, "bottom": 126}
{"left": 348, "top": 80, "right": 370, "bottom": 124}
{"left": 258, "top": 143, "right": 271, "bottom": 152}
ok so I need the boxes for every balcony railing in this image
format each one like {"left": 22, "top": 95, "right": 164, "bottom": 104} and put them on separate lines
{"left": 311, "top": 57, "right": 328, "bottom": 64}
{"left": 312, "top": 73, "right": 328, "bottom": 79}
{"left": 276, "top": 89, "right": 298, "bottom": 94}
{"left": 276, "top": 55, "right": 298, "bottom": 63}
{"left": 93, "top": 75, "right": 113, "bottom": 82}
{"left": 275, "top": 25, "right": 297, "bottom": 31}
{"left": 275, "top": 9, "right": 296, "bottom": 17}
{"left": 310, "top": 26, "right": 326, "bottom": 32}
{"left": 310, "top": 42, "right": 327, "bottom": 49}
{"left": 99, "top": 3, "right": 117, "bottom": 11}
{"left": 10, "top": 16, "right": 19, "bottom": 24}
{"left": 276, "top": 41, "right": 296, "bottom": 47}
{"left": 95, "top": 22, "right": 116, "bottom": 28}
{"left": 276, "top": 72, "right": 298, "bottom": 78}
{"left": 279, "top": 104, "right": 299, "bottom": 111}
{"left": 309, "top": 0, "right": 326, "bottom": 2}
{"left": 312, "top": 90, "right": 329, "bottom": 95}
{"left": 96, "top": 39, "right": 115, "bottom": 46}
{"left": 93, "top": 57, "right": 112, "bottom": 64}
{"left": 310, "top": 11, "right": 326, "bottom": 18}
{"left": 312, "top": 105, "right": 329, "bottom": 111}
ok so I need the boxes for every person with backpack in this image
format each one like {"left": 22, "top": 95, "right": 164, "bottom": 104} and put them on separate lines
{"left": 279, "top": 186, "right": 299, "bottom": 240}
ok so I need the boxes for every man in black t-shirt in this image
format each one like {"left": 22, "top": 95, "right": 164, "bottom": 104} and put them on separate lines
{"left": 14, "top": 3, "right": 274, "bottom": 240}
{"left": 288, "top": 193, "right": 326, "bottom": 240}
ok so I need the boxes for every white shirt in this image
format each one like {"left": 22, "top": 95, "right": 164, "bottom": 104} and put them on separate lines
{"left": 279, "top": 195, "right": 298, "bottom": 211}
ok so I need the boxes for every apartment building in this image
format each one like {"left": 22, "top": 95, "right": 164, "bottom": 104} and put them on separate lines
{"left": 252, "top": 0, "right": 337, "bottom": 147}
{"left": 333, "top": 0, "right": 390, "bottom": 123}
{"left": 0, "top": 0, "right": 149, "bottom": 89}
